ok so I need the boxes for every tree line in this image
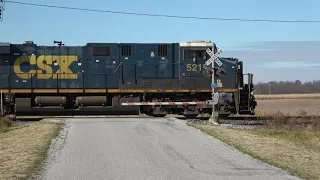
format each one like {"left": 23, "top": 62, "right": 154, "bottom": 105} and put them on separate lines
{"left": 253, "top": 80, "right": 320, "bottom": 94}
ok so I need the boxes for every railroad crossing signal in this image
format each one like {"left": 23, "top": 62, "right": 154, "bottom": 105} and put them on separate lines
{"left": 205, "top": 48, "right": 223, "bottom": 67}
{"left": 205, "top": 47, "right": 222, "bottom": 123}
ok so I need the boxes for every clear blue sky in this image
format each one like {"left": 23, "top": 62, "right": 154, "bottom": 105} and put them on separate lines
{"left": 1, "top": 0, "right": 320, "bottom": 83}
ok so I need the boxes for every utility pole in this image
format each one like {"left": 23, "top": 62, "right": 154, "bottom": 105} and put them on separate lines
{"left": 0, "top": 0, "right": 5, "bottom": 21}
{"left": 0, "top": 1, "right": 4, "bottom": 116}
{"left": 205, "top": 47, "right": 223, "bottom": 125}
{"left": 0, "top": 91, "right": 3, "bottom": 116}
{"left": 269, "top": 82, "right": 271, "bottom": 94}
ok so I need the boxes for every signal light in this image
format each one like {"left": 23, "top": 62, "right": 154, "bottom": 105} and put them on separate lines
{"left": 206, "top": 67, "right": 226, "bottom": 77}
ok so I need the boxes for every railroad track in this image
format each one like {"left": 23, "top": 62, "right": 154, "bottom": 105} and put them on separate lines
{"left": 178, "top": 115, "right": 318, "bottom": 121}
{"left": 216, "top": 115, "right": 317, "bottom": 120}
{"left": 9, "top": 114, "right": 320, "bottom": 127}
{"left": 185, "top": 115, "right": 320, "bottom": 126}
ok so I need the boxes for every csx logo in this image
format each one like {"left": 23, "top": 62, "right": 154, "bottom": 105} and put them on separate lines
{"left": 14, "top": 55, "right": 78, "bottom": 79}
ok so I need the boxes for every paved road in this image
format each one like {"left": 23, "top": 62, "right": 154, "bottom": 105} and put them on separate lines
{"left": 38, "top": 117, "right": 299, "bottom": 180}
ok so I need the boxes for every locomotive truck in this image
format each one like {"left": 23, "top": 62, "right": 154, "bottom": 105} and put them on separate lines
{"left": 0, "top": 40, "right": 257, "bottom": 118}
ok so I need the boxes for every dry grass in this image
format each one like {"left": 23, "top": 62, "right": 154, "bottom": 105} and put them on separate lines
{"left": 255, "top": 93, "right": 320, "bottom": 100}
{"left": 256, "top": 110, "right": 320, "bottom": 133}
{"left": 188, "top": 123, "right": 320, "bottom": 180}
{"left": 0, "top": 122, "right": 61, "bottom": 180}
{"left": 255, "top": 99, "right": 320, "bottom": 116}
{"left": 0, "top": 116, "right": 13, "bottom": 132}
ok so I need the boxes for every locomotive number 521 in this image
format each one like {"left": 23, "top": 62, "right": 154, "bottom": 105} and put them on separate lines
{"left": 186, "top": 64, "right": 207, "bottom": 72}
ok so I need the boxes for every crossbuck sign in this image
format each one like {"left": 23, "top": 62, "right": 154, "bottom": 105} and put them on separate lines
{"left": 205, "top": 49, "right": 223, "bottom": 67}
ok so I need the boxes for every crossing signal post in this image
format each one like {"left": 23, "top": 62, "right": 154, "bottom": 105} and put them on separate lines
{"left": 205, "top": 48, "right": 223, "bottom": 124}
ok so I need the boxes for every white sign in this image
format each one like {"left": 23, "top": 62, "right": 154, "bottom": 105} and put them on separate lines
{"left": 206, "top": 93, "right": 220, "bottom": 105}
{"left": 217, "top": 79, "right": 223, "bottom": 87}
{"left": 213, "top": 92, "right": 219, "bottom": 105}
{"left": 205, "top": 49, "right": 223, "bottom": 67}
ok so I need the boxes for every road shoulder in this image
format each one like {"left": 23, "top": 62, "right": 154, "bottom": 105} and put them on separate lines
{"left": 0, "top": 121, "right": 62, "bottom": 180}
{"left": 188, "top": 122, "right": 319, "bottom": 180}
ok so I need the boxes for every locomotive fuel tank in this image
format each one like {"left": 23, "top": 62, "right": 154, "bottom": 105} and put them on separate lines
{"left": 34, "top": 96, "right": 67, "bottom": 107}
{"left": 75, "top": 96, "right": 107, "bottom": 106}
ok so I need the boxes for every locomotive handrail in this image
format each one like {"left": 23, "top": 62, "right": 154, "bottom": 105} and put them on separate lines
{"left": 112, "top": 62, "right": 123, "bottom": 74}
{"left": 131, "top": 62, "right": 181, "bottom": 65}
{"left": 0, "top": 72, "right": 212, "bottom": 90}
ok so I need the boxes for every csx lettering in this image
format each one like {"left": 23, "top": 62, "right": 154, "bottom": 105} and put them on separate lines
{"left": 14, "top": 55, "right": 78, "bottom": 79}
{"left": 186, "top": 64, "right": 207, "bottom": 72}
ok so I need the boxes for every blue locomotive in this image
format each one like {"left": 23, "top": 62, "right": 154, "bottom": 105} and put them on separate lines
{"left": 0, "top": 40, "right": 256, "bottom": 118}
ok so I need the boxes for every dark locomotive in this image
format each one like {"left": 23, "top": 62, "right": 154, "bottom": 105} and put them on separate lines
{"left": 0, "top": 40, "right": 257, "bottom": 118}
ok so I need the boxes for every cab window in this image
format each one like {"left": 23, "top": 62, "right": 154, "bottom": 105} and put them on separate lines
{"left": 183, "top": 49, "right": 207, "bottom": 60}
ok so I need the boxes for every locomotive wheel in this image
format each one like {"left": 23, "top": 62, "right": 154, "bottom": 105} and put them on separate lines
{"left": 218, "top": 114, "right": 230, "bottom": 119}
{"left": 183, "top": 114, "right": 198, "bottom": 119}
{"left": 151, "top": 114, "right": 167, "bottom": 117}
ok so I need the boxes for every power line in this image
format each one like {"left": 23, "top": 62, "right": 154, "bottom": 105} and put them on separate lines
{"left": 5, "top": 0, "right": 320, "bottom": 23}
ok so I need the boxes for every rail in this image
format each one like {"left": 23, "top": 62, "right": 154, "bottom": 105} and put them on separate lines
{"left": 187, "top": 115, "right": 320, "bottom": 126}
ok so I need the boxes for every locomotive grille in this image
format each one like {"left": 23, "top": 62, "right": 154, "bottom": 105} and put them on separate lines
{"left": 121, "top": 45, "right": 132, "bottom": 56}
{"left": 158, "top": 45, "right": 168, "bottom": 56}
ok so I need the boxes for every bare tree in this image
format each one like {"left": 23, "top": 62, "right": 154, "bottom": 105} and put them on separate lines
{"left": 254, "top": 80, "right": 320, "bottom": 94}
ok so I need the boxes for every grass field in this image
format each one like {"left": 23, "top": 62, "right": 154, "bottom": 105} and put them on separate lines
{"left": 255, "top": 99, "right": 320, "bottom": 116}
{"left": 255, "top": 93, "right": 320, "bottom": 100}
{"left": 0, "top": 122, "right": 62, "bottom": 180}
{"left": 188, "top": 123, "right": 320, "bottom": 180}
{"left": 255, "top": 94, "right": 320, "bottom": 115}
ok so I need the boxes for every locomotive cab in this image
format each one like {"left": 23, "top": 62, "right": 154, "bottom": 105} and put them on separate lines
{"left": 178, "top": 40, "right": 216, "bottom": 78}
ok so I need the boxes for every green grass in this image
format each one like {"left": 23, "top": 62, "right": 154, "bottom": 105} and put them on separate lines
{"left": 250, "top": 129, "right": 320, "bottom": 152}
{"left": 187, "top": 123, "right": 320, "bottom": 180}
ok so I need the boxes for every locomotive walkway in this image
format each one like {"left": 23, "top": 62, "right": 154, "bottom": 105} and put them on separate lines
{"left": 38, "top": 117, "right": 298, "bottom": 180}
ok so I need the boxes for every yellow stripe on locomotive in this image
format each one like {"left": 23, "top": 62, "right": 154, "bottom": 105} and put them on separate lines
{"left": 14, "top": 55, "right": 78, "bottom": 79}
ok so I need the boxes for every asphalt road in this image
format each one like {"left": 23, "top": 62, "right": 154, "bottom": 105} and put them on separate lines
{"left": 38, "top": 117, "right": 299, "bottom": 180}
